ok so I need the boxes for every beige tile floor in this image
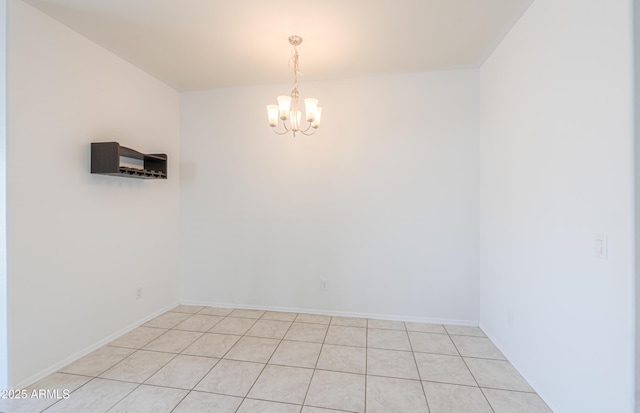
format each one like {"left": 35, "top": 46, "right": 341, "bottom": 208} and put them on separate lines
{"left": 0, "top": 305, "right": 553, "bottom": 413}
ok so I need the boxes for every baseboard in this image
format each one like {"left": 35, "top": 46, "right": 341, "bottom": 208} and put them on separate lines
{"left": 13, "top": 301, "right": 179, "bottom": 389}
{"left": 180, "top": 300, "right": 478, "bottom": 327}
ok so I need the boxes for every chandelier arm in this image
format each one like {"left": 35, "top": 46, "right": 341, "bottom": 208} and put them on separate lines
{"left": 271, "top": 128, "right": 291, "bottom": 135}
{"left": 271, "top": 119, "right": 292, "bottom": 135}
{"left": 298, "top": 122, "right": 314, "bottom": 134}
{"left": 299, "top": 126, "right": 318, "bottom": 136}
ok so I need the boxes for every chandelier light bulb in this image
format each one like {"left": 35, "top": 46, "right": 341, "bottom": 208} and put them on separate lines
{"left": 312, "top": 107, "right": 322, "bottom": 129}
{"left": 267, "top": 105, "right": 279, "bottom": 127}
{"left": 304, "top": 98, "right": 318, "bottom": 122}
{"left": 277, "top": 96, "right": 291, "bottom": 120}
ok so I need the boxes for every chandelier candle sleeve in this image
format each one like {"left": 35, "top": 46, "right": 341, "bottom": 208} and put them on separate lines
{"left": 293, "top": 111, "right": 302, "bottom": 131}
{"left": 266, "top": 35, "right": 322, "bottom": 136}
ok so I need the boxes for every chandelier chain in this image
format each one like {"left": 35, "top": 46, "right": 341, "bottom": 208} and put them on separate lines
{"left": 290, "top": 46, "right": 301, "bottom": 94}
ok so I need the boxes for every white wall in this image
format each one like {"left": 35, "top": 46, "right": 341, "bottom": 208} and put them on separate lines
{"left": 635, "top": 0, "right": 640, "bottom": 408}
{"left": 0, "top": 0, "right": 6, "bottom": 391}
{"left": 7, "top": 0, "right": 180, "bottom": 386}
{"left": 180, "top": 71, "right": 479, "bottom": 323}
{"left": 479, "top": 0, "right": 634, "bottom": 412}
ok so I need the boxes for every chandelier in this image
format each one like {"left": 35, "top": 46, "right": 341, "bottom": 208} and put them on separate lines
{"left": 266, "top": 35, "right": 322, "bottom": 136}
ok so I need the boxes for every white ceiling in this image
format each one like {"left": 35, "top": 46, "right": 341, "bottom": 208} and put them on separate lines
{"left": 23, "top": 0, "right": 534, "bottom": 91}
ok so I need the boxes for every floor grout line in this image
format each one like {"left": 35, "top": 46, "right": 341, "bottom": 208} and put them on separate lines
{"left": 364, "top": 318, "right": 368, "bottom": 413}
{"left": 404, "top": 321, "right": 431, "bottom": 413}
{"left": 299, "top": 314, "right": 331, "bottom": 410}
{"left": 448, "top": 328, "right": 496, "bottom": 413}
{"left": 236, "top": 310, "right": 301, "bottom": 411}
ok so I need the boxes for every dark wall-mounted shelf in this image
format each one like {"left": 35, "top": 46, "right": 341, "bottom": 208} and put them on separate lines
{"left": 91, "top": 142, "right": 167, "bottom": 179}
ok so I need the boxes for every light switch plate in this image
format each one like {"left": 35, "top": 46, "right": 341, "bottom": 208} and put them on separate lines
{"left": 594, "top": 233, "right": 607, "bottom": 260}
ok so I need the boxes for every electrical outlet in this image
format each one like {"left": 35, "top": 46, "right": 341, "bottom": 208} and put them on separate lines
{"left": 136, "top": 287, "right": 143, "bottom": 300}
{"left": 320, "top": 279, "right": 328, "bottom": 291}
